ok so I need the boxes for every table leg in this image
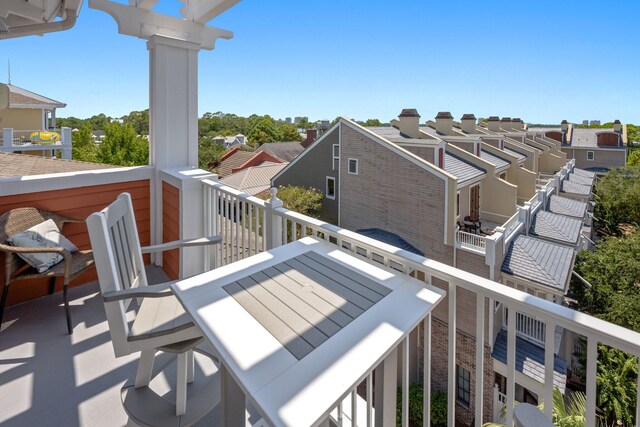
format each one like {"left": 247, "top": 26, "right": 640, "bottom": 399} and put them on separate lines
{"left": 221, "top": 364, "right": 245, "bottom": 426}
{"left": 375, "top": 347, "right": 398, "bottom": 427}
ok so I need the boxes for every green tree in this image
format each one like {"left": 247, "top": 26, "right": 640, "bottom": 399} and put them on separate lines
{"left": 97, "top": 122, "right": 149, "bottom": 166}
{"left": 248, "top": 116, "right": 279, "bottom": 146}
{"left": 122, "top": 109, "right": 149, "bottom": 135}
{"left": 593, "top": 165, "right": 640, "bottom": 235}
{"left": 297, "top": 117, "right": 312, "bottom": 130}
{"left": 278, "top": 123, "right": 303, "bottom": 142}
{"left": 627, "top": 149, "right": 640, "bottom": 166}
{"left": 273, "top": 185, "right": 323, "bottom": 218}
{"left": 198, "top": 138, "right": 227, "bottom": 171}
{"left": 363, "top": 118, "right": 382, "bottom": 127}
{"left": 71, "top": 126, "right": 98, "bottom": 162}
{"left": 87, "top": 113, "right": 112, "bottom": 131}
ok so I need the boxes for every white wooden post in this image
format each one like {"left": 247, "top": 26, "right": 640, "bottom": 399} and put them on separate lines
{"left": 1, "top": 128, "right": 13, "bottom": 152}
{"left": 265, "top": 188, "right": 283, "bottom": 249}
{"left": 61, "top": 127, "right": 72, "bottom": 159}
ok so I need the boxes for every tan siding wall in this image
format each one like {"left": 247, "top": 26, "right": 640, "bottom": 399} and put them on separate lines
{"left": 0, "top": 108, "right": 42, "bottom": 130}
{"left": 162, "top": 182, "right": 180, "bottom": 280}
{"left": 274, "top": 127, "right": 339, "bottom": 224}
{"left": 0, "top": 180, "right": 150, "bottom": 306}
{"left": 562, "top": 147, "right": 626, "bottom": 170}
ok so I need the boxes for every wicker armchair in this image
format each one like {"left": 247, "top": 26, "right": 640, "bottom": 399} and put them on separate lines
{"left": 0, "top": 207, "right": 94, "bottom": 334}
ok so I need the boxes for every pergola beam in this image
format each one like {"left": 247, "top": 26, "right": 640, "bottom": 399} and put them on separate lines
{"left": 128, "top": 0, "right": 159, "bottom": 11}
{"left": 89, "top": 0, "right": 232, "bottom": 50}
{"left": 189, "top": 0, "right": 240, "bottom": 24}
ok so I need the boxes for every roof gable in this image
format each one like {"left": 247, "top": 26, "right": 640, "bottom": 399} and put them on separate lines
{"left": 7, "top": 84, "right": 65, "bottom": 108}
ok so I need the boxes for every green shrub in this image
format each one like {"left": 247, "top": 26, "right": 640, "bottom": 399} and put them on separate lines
{"left": 396, "top": 384, "right": 447, "bottom": 426}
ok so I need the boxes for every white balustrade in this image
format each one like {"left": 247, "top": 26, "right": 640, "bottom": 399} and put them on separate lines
{"left": 203, "top": 181, "right": 640, "bottom": 427}
{"left": 503, "top": 307, "right": 546, "bottom": 346}
{"left": 456, "top": 229, "right": 487, "bottom": 253}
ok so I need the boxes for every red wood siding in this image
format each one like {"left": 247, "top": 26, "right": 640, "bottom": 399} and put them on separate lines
{"left": 0, "top": 180, "right": 151, "bottom": 306}
{"left": 545, "top": 131, "right": 563, "bottom": 142}
{"left": 162, "top": 181, "right": 180, "bottom": 280}
{"left": 597, "top": 132, "right": 619, "bottom": 147}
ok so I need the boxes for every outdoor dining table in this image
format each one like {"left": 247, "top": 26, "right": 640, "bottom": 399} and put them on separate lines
{"left": 171, "top": 236, "right": 444, "bottom": 426}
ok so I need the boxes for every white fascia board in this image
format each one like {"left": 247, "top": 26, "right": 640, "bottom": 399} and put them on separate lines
{"left": 10, "top": 103, "right": 64, "bottom": 109}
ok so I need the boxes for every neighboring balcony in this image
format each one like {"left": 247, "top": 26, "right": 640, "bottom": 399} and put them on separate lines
{"left": 0, "top": 128, "right": 72, "bottom": 159}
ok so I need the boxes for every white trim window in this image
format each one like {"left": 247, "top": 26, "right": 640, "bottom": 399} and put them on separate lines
{"left": 348, "top": 158, "right": 359, "bottom": 175}
{"left": 326, "top": 176, "right": 336, "bottom": 199}
{"left": 332, "top": 144, "right": 340, "bottom": 171}
{"left": 587, "top": 151, "right": 595, "bottom": 161}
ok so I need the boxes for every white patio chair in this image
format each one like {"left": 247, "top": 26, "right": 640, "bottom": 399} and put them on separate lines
{"left": 86, "top": 192, "right": 221, "bottom": 418}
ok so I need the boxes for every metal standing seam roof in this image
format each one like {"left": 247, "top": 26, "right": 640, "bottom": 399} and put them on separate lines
{"left": 501, "top": 235, "right": 575, "bottom": 291}
{"left": 568, "top": 173, "right": 595, "bottom": 186}
{"left": 572, "top": 168, "right": 596, "bottom": 178}
{"left": 503, "top": 147, "right": 527, "bottom": 162}
{"left": 220, "top": 162, "right": 287, "bottom": 196}
{"left": 480, "top": 149, "right": 510, "bottom": 170}
{"left": 547, "top": 195, "right": 587, "bottom": 219}
{"left": 356, "top": 229, "right": 424, "bottom": 256}
{"left": 529, "top": 211, "right": 583, "bottom": 245}
{"left": 561, "top": 180, "right": 591, "bottom": 196}
{"left": 492, "top": 330, "right": 568, "bottom": 394}
{"left": 0, "top": 152, "right": 117, "bottom": 178}
{"left": 444, "top": 153, "right": 485, "bottom": 184}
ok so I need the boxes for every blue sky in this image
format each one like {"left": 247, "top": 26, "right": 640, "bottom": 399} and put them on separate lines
{"left": 1, "top": 0, "right": 638, "bottom": 124}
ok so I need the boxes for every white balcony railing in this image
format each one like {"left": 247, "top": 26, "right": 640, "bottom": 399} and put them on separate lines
{"left": 503, "top": 307, "right": 546, "bottom": 347}
{"left": 202, "top": 179, "right": 640, "bottom": 427}
{"left": 456, "top": 229, "right": 487, "bottom": 253}
{"left": 0, "top": 128, "right": 71, "bottom": 158}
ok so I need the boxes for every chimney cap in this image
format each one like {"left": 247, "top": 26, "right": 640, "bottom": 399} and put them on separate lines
{"left": 561, "top": 120, "right": 568, "bottom": 124}
{"left": 461, "top": 113, "right": 477, "bottom": 120}
{"left": 512, "top": 118, "right": 522, "bottom": 122}
{"left": 613, "top": 119, "right": 622, "bottom": 124}
{"left": 487, "top": 116, "right": 500, "bottom": 122}
{"left": 501, "top": 117, "right": 512, "bottom": 122}
{"left": 436, "top": 111, "right": 454, "bottom": 119}
{"left": 399, "top": 108, "right": 420, "bottom": 118}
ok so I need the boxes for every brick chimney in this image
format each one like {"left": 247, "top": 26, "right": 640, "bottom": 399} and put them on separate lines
{"left": 460, "top": 114, "right": 476, "bottom": 133}
{"left": 487, "top": 116, "right": 501, "bottom": 132}
{"left": 501, "top": 117, "right": 512, "bottom": 131}
{"left": 302, "top": 128, "right": 318, "bottom": 148}
{"left": 398, "top": 108, "right": 421, "bottom": 138}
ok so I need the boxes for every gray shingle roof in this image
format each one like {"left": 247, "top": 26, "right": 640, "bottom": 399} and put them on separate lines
{"left": 503, "top": 147, "right": 527, "bottom": 162}
{"left": 529, "top": 211, "right": 582, "bottom": 245}
{"left": 256, "top": 142, "right": 304, "bottom": 162}
{"left": 501, "top": 235, "right": 575, "bottom": 291}
{"left": 492, "top": 330, "right": 568, "bottom": 393}
{"left": 547, "top": 195, "right": 587, "bottom": 219}
{"left": 366, "top": 126, "right": 431, "bottom": 144}
{"left": 217, "top": 150, "right": 257, "bottom": 178}
{"left": 0, "top": 152, "right": 116, "bottom": 178}
{"left": 572, "top": 168, "right": 596, "bottom": 178}
{"left": 568, "top": 173, "right": 594, "bottom": 186}
{"left": 480, "top": 149, "right": 510, "bottom": 170}
{"left": 445, "top": 153, "right": 485, "bottom": 184}
{"left": 356, "top": 229, "right": 424, "bottom": 256}
{"left": 561, "top": 180, "right": 591, "bottom": 196}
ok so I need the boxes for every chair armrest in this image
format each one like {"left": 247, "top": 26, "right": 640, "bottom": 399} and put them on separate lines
{"left": 0, "top": 243, "right": 69, "bottom": 256}
{"left": 140, "top": 236, "right": 222, "bottom": 254}
{"left": 102, "top": 282, "right": 174, "bottom": 302}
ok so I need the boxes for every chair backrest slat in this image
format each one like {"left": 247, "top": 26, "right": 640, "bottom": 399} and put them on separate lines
{"left": 86, "top": 192, "right": 148, "bottom": 357}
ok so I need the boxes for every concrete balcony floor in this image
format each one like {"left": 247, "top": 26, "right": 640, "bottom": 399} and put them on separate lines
{"left": 0, "top": 267, "right": 219, "bottom": 427}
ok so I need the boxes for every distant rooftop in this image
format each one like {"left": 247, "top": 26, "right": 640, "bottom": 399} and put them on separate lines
{"left": 502, "top": 147, "right": 527, "bottom": 162}
{"left": 255, "top": 141, "right": 304, "bottom": 162}
{"left": 546, "top": 195, "right": 587, "bottom": 219}
{"left": 220, "top": 162, "right": 287, "bottom": 196}
{"left": 529, "top": 211, "right": 583, "bottom": 246}
{"left": 0, "top": 152, "right": 116, "bottom": 178}
{"left": 480, "top": 149, "right": 510, "bottom": 170}
{"left": 5, "top": 84, "right": 66, "bottom": 109}
{"left": 356, "top": 229, "right": 424, "bottom": 256}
